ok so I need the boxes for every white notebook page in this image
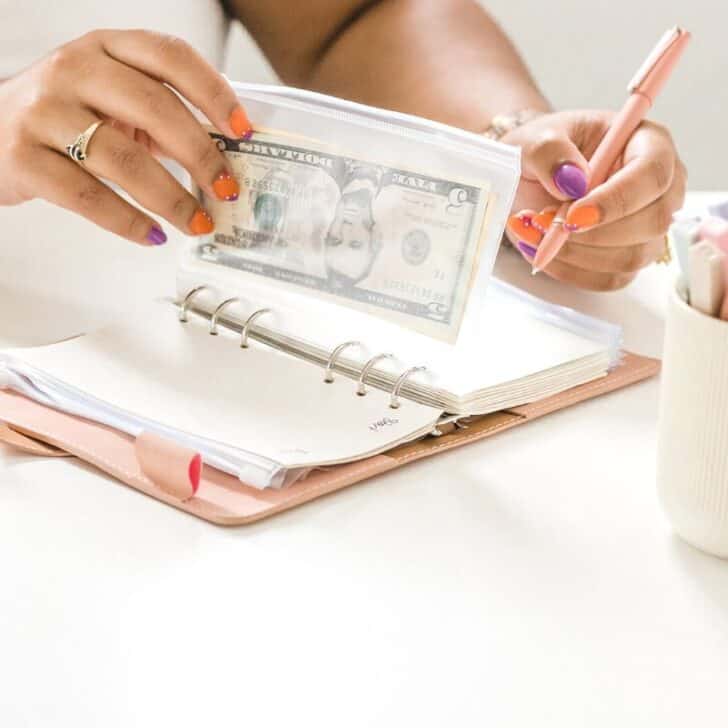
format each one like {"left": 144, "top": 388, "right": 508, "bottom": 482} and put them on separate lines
{"left": 2, "top": 300, "right": 442, "bottom": 481}
{"left": 176, "top": 266, "right": 613, "bottom": 400}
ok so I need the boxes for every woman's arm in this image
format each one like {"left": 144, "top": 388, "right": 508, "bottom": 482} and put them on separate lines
{"left": 232, "top": 0, "right": 687, "bottom": 292}
{"left": 229, "top": 0, "right": 550, "bottom": 129}
{"left": 0, "top": 30, "right": 252, "bottom": 244}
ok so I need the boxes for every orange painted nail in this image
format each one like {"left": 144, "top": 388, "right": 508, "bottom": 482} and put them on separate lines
{"left": 565, "top": 204, "right": 601, "bottom": 230}
{"left": 229, "top": 106, "right": 252, "bottom": 139}
{"left": 212, "top": 172, "right": 239, "bottom": 201}
{"left": 189, "top": 208, "right": 214, "bottom": 235}
{"left": 532, "top": 209, "right": 557, "bottom": 233}
{"left": 507, "top": 213, "right": 542, "bottom": 245}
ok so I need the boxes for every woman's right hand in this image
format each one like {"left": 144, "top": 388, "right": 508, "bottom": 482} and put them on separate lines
{"left": 0, "top": 29, "right": 252, "bottom": 245}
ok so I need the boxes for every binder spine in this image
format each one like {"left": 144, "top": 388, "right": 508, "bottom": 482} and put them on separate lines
{"left": 176, "top": 286, "right": 428, "bottom": 409}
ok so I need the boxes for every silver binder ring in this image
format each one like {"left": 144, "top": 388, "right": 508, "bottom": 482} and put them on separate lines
{"left": 356, "top": 353, "right": 394, "bottom": 396}
{"left": 389, "top": 366, "right": 427, "bottom": 409}
{"left": 178, "top": 286, "right": 208, "bottom": 323}
{"left": 240, "top": 308, "right": 271, "bottom": 348}
{"left": 324, "top": 341, "right": 361, "bottom": 383}
{"left": 209, "top": 297, "right": 240, "bottom": 335}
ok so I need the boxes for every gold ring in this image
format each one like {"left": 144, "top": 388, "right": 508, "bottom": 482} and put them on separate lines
{"left": 656, "top": 234, "right": 672, "bottom": 265}
{"left": 65, "top": 120, "right": 104, "bottom": 164}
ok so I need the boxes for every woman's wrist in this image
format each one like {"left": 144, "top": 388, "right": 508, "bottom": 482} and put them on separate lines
{"left": 482, "top": 108, "right": 547, "bottom": 141}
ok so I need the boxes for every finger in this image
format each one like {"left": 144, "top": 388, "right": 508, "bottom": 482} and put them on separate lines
{"left": 515, "top": 240, "right": 539, "bottom": 263}
{"left": 521, "top": 131, "right": 590, "bottom": 201}
{"left": 73, "top": 58, "right": 240, "bottom": 203}
{"left": 506, "top": 209, "right": 543, "bottom": 245}
{"left": 99, "top": 30, "right": 252, "bottom": 139}
{"left": 556, "top": 237, "right": 665, "bottom": 273}
{"left": 531, "top": 206, "right": 558, "bottom": 234}
{"left": 511, "top": 240, "right": 637, "bottom": 289}
{"left": 103, "top": 117, "right": 157, "bottom": 154}
{"left": 29, "top": 148, "right": 168, "bottom": 246}
{"left": 510, "top": 177, "right": 555, "bottom": 219}
{"left": 565, "top": 122, "right": 676, "bottom": 232}
{"left": 569, "top": 169, "right": 686, "bottom": 247}
{"left": 45, "top": 113, "right": 215, "bottom": 236}
{"left": 541, "top": 256, "right": 637, "bottom": 292}
{"left": 106, "top": 118, "right": 137, "bottom": 141}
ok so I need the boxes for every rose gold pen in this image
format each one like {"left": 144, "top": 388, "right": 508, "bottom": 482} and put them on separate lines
{"left": 531, "top": 26, "right": 692, "bottom": 274}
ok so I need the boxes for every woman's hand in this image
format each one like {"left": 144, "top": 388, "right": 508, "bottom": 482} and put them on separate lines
{"left": 0, "top": 30, "right": 252, "bottom": 245}
{"left": 502, "top": 110, "right": 687, "bottom": 291}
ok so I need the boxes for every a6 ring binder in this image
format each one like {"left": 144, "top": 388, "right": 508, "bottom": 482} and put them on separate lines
{"left": 177, "top": 285, "right": 430, "bottom": 410}
{"left": 0, "top": 351, "right": 660, "bottom": 524}
{"left": 0, "top": 276, "right": 655, "bottom": 521}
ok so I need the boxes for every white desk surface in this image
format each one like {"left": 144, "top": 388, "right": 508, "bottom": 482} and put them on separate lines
{"left": 1, "top": 193, "right": 727, "bottom": 727}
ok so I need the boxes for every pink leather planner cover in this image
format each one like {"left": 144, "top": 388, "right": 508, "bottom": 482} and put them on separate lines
{"left": 0, "top": 352, "right": 658, "bottom": 525}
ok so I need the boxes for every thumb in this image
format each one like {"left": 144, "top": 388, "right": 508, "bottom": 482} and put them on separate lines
{"left": 522, "top": 134, "right": 590, "bottom": 202}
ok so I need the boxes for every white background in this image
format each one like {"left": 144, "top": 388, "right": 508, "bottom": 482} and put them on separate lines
{"left": 1, "top": 3, "right": 727, "bottom": 724}
{"left": 225, "top": 0, "right": 728, "bottom": 189}
{"left": 2, "top": 194, "right": 728, "bottom": 727}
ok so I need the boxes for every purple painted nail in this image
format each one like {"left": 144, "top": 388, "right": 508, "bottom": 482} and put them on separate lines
{"left": 553, "top": 163, "right": 588, "bottom": 199}
{"left": 517, "top": 241, "right": 537, "bottom": 259}
{"left": 146, "top": 225, "right": 167, "bottom": 246}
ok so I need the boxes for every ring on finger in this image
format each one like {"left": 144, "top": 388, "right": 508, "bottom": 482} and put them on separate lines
{"left": 65, "top": 120, "right": 104, "bottom": 164}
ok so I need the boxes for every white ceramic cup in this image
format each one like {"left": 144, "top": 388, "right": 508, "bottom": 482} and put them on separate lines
{"left": 657, "top": 277, "right": 728, "bottom": 557}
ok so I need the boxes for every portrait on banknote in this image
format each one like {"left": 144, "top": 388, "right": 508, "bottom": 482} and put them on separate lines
{"left": 195, "top": 131, "right": 492, "bottom": 342}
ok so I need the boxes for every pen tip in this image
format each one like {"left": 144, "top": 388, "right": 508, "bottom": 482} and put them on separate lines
{"left": 531, "top": 268, "right": 540, "bottom": 276}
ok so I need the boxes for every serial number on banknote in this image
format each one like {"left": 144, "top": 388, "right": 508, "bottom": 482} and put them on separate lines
{"left": 194, "top": 132, "right": 491, "bottom": 343}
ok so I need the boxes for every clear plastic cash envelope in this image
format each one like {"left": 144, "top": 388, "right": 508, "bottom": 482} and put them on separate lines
{"left": 186, "top": 82, "right": 521, "bottom": 352}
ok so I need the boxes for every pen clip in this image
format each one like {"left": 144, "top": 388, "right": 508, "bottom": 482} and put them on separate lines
{"left": 627, "top": 26, "right": 686, "bottom": 94}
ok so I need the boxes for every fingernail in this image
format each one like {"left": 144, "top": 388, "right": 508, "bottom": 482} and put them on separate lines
{"left": 507, "top": 213, "right": 542, "bottom": 245}
{"left": 531, "top": 208, "right": 557, "bottom": 234}
{"left": 553, "top": 163, "right": 588, "bottom": 199}
{"left": 212, "top": 171, "right": 239, "bottom": 201}
{"left": 565, "top": 204, "right": 601, "bottom": 230}
{"left": 188, "top": 453, "right": 201, "bottom": 495}
{"left": 189, "top": 207, "right": 214, "bottom": 235}
{"left": 517, "top": 241, "right": 538, "bottom": 259}
{"left": 229, "top": 106, "right": 252, "bottom": 138}
{"left": 146, "top": 225, "right": 167, "bottom": 246}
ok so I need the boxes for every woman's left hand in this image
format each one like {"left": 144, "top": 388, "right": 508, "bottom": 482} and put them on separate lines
{"left": 502, "top": 109, "right": 687, "bottom": 291}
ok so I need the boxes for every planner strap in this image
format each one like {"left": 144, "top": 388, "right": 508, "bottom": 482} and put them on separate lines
{"left": 135, "top": 431, "right": 201, "bottom": 502}
{"left": 0, "top": 421, "right": 70, "bottom": 457}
